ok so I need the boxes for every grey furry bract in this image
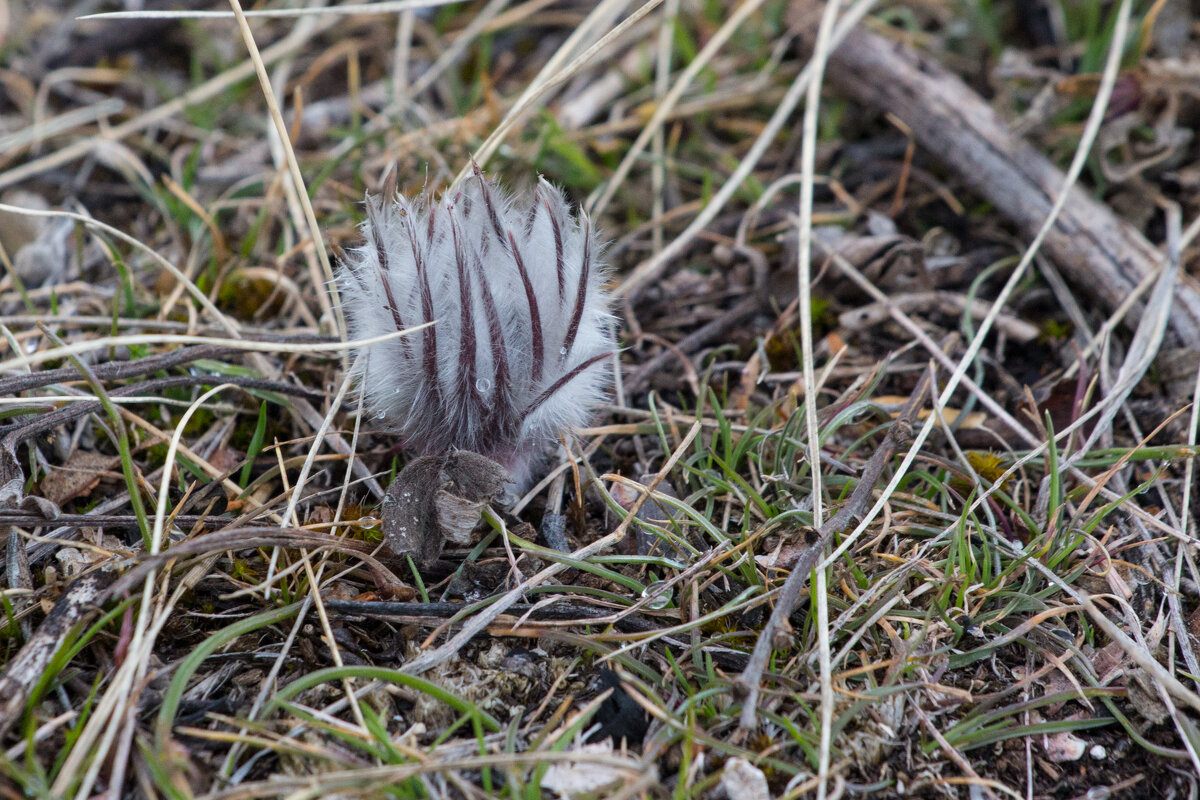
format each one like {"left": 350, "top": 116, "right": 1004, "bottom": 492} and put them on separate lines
{"left": 337, "top": 170, "right": 614, "bottom": 485}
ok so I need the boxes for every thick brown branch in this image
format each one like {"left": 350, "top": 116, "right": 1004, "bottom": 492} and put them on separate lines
{"left": 800, "top": 20, "right": 1200, "bottom": 344}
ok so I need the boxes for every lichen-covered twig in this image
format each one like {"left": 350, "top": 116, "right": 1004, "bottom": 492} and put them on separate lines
{"left": 0, "top": 568, "right": 115, "bottom": 739}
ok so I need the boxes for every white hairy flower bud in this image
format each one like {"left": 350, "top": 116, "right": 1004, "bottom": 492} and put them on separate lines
{"left": 337, "top": 167, "right": 615, "bottom": 487}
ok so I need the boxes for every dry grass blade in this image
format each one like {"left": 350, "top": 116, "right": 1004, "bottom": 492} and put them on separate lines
{"left": 614, "top": 0, "right": 878, "bottom": 297}
{"left": 0, "top": 569, "right": 115, "bottom": 739}
{"left": 0, "top": 16, "right": 340, "bottom": 192}
{"left": 458, "top": 0, "right": 663, "bottom": 185}
{"left": 795, "top": 2, "right": 843, "bottom": 795}
{"left": 402, "top": 421, "right": 700, "bottom": 676}
{"left": 226, "top": 0, "right": 343, "bottom": 340}
{"left": 820, "top": 0, "right": 1136, "bottom": 572}
{"left": 80, "top": 0, "right": 462, "bottom": 20}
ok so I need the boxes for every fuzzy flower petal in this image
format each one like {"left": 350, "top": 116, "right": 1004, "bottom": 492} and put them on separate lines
{"left": 337, "top": 171, "right": 615, "bottom": 483}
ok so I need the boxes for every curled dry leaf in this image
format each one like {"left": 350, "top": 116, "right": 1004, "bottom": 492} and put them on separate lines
{"left": 39, "top": 452, "right": 119, "bottom": 506}
{"left": 381, "top": 450, "right": 511, "bottom": 569}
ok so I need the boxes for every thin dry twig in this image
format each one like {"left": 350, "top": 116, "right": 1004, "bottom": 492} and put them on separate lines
{"left": 736, "top": 364, "right": 934, "bottom": 731}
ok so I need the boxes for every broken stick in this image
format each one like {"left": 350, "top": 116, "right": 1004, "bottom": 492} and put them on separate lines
{"left": 799, "top": 18, "right": 1200, "bottom": 344}
{"left": 735, "top": 365, "right": 932, "bottom": 731}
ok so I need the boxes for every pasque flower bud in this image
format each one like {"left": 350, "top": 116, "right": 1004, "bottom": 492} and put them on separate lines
{"left": 338, "top": 167, "right": 614, "bottom": 491}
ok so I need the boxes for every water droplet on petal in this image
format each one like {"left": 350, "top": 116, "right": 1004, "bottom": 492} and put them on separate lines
{"left": 559, "top": 347, "right": 568, "bottom": 356}
{"left": 476, "top": 378, "right": 491, "bottom": 393}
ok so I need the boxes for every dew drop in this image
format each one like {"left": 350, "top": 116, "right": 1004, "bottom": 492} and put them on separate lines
{"left": 559, "top": 347, "right": 568, "bottom": 356}
{"left": 476, "top": 378, "right": 492, "bottom": 393}
{"left": 375, "top": 411, "right": 387, "bottom": 420}
{"left": 642, "top": 581, "right": 672, "bottom": 610}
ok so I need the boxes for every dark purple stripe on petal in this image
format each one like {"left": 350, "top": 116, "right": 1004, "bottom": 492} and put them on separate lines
{"left": 562, "top": 215, "right": 591, "bottom": 361}
{"left": 398, "top": 199, "right": 440, "bottom": 401}
{"left": 449, "top": 214, "right": 477, "bottom": 407}
{"left": 507, "top": 231, "right": 543, "bottom": 384}
{"left": 471, "top": 253, "right": 509, "bottom": 392}
{"left": 471, "top": 253, "right": 515, "bottom": 450}
{"left": 523, "top": 188, "right": 540, "bottom": 237}
{"left": 524, "top": 351, "right": 611, "bottom": 418}
{"left": 456, "top": 190, "right": 472, "bottom": 221}
{"left": 474, "top": 162, "right": 508, "bottom": 246}
{"left": 540, "top": 192, "right": 565, "bottom": 302}
{"left": 367, "top": 199, "right": 410, "bottom": 357}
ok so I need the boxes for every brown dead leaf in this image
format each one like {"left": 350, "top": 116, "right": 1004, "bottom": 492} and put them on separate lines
{"left": 40, "top": 452, "right": 120, "bottom": 506}
{"left": 205, "top": 445, "right": 242, "bottom": 476}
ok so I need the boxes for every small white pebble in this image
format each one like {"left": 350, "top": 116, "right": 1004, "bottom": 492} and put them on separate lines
{"left": 1089, "top": 744, "right": 1107, "bottom": 759}
{"left": 720, "top": 757, "right": 769, "bottom": 800}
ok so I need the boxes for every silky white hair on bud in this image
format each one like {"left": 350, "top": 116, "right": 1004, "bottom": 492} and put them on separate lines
{"left": 337, "top": 167, "right": 614, "bottom": 486}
